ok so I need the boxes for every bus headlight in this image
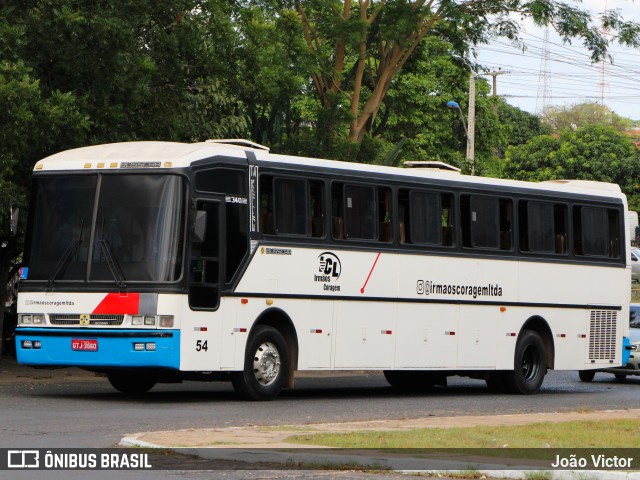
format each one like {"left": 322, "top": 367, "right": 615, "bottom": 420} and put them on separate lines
{"left": 159, "top": 316, "right": 174, "bottom": 328}
{"left": 19, "top": 314, "right": 45, "bottom": 325}
{"left": 131, "top": 314, "right": 173, "bottom": 327}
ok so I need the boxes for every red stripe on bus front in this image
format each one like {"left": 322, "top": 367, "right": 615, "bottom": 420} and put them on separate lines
{"left": 92, "top": 292, "right": 140, "bottom": 314}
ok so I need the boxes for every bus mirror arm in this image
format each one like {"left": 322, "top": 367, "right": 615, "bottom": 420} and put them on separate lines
{"left": 10, "top": 205, "right": 19, "bottom": 237}
{"left": 193, "top": 211, "right": 207, "bottom": 243}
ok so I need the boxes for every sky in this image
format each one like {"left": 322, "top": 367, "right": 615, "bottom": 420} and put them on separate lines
{"left": 475, "top": 0, "right": 640, "bottom": 120}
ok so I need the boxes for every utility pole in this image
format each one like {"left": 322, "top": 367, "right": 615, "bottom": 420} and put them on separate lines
{"left": 536, "top": 27, "right": 552, "bottom": 115}
{"left": 467, "top": 71, "right": 475, "bottom": 175}
{"left": 482, "top": 68, "right": 510, "bottom": 114}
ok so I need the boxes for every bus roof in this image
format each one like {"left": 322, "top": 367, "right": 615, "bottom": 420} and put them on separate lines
{"left": 34, "top": 140, "right": 625, "bottom": 201}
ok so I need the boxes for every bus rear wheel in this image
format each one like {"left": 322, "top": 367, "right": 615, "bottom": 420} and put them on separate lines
{"left": 503, "top": 330, "right": 546, "bottom": 394}
{"left": 232, "top": 326, "right": 289, "bottom": 401}
{"left": 107, "top": 372, "right": 156, "bottom": 395}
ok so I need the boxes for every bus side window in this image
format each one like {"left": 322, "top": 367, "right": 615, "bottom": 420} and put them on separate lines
{"left": 331, "top": 182, "right": 345, "bottom": 240}
{"left": 398, "top": 189, "right": 409, "bottom": 244}
{"left": 409, "top": 190, "right": 441, "bottom": 245}
{"left": 573, "top": 206, "right": 620, "bottom": 258}
{"left": 519, "top": 201, "right": 568, "bottom": 255}
{"left": 461, "top": 195, "right": 511, "bottom": 250}
{"left": 259, "top": 175, "right": 275, "bottom": 235}
{"left": 554, "top": 205, "right": 568, "bottom": 254}
{"left": 462, "top": 195, "right": 499, "bottom": 249}
{"left": 499, "top": 199, "right": 513, "bottom": 250}
{"left": 441, "top": 194, "right": 454, "bottom": 246}
{"left": 310, "top": 180, "right": 324, "bottom": 238}
{"left": 398, "top": 190, "right": 453, "bottom": 247}
{"left": 378, "top": 187, "right": 392, "bottom": 242}
{"left": 274, "top": 177, "right": 309, "bottom": 236}
{"left": 344, "top": 184, "right": 376, "bottom": 240}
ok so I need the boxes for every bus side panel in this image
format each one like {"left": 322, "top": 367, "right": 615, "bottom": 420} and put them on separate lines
{"left": 333, "top": 301, "right": 396, "bottom": 368}
{"left": 519, "top": 262, "right": 627, "bottom": 370}
{"left": 297, "top": 300, "right": 334, "bottom": 369}
{"left": 177, "top": 296, "right": 237, "bottom": 372}
{"left": 394, "top": 303, "right": 458, "bottom": 368}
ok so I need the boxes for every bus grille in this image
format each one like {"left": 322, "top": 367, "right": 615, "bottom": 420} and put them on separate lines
{"left": 589, "top": 310, "right": 617, "bottom": 360}
{"left": 49, "top": 314, "right": 125, "bottom": 326}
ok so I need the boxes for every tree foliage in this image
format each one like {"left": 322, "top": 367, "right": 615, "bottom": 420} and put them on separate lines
{"left": 542, "top": 102, "right": 632, "bottom": 132}
{"left": 0, "top": 0, "right": 254, "bottom": 231}
{"left": 0, "top": 0, "right": 639, "bottom": 229}
{"left": 284, "top": 0, "right": 640, "bottom": 142}
{"left": 0, "top": 60, "right": 89, "bottom": 228}
{"left": 502, "top": 125, "right": 640, "bottom": 209}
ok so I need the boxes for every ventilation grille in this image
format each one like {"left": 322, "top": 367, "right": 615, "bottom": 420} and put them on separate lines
{"left": 589, "top": 310, "right": 617, "bottom": 360}
{"left": 49, "top": 314, "right": 125, "bottom": 326}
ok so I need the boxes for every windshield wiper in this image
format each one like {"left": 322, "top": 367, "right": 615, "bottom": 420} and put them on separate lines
{"left": 47, "top": 221, "right": 84, "bottom": 290}
{"left": 96, "top": 238, "right": 127, "bottom": 291}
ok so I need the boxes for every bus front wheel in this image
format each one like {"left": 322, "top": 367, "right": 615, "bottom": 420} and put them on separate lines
{"left": 107, "top": 372, "right": 156, "bottom": 395}
{"left": 503, "top": 330, "right": 546, "bottom": 394}
{"left": 232, "top": 326, "right": 289, "bottom": 401}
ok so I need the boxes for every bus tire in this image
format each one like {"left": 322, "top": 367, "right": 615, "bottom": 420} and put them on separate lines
{"left": 232, "top": 326, "right": 289, "bottom": 401}
{"left": 503, "top": 330, "right": 546, "bottom": 394}
{"left": 107, "top": 372, "right": 156, "bottom": 395}
{"left": 578, "top": 370, "right": 595, "bottom": 382}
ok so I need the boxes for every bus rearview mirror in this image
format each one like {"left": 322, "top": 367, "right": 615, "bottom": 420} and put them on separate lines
{"left": 193, "top": 210, "right": 207, "bottom": 243}
{"left": 10, "top": 206, "right": 19, "bottom": 236}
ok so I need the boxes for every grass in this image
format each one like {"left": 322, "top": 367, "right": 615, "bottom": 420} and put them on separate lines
{"left": 631, "top": 285, "right": 640, "bottom": 303}
{"left": 286, "top": 419, "right": 640, "bottom": 449}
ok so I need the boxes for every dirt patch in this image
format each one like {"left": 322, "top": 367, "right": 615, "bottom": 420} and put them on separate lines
{"left": 131, "top": 408, "right": 640, "bottom": 449}
{"left": 0, "top": 356, "right": 103, "bottom": 385}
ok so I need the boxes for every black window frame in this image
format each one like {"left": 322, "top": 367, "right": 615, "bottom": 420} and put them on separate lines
{"left": 194, "top": 166, "right": 247, "bottom": 196}
{"left": 273, "top": 177, "right": 311, "bottom": 237}
{"left": 573, "top": 204, "right": 621, "bottom": 259}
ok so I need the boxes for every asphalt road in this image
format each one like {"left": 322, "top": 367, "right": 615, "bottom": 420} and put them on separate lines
{"left": 1, "top": 361, "right": 638, "bottom": 448}
{"left": 1, "top": 359, "right": 639, "bottom": 479}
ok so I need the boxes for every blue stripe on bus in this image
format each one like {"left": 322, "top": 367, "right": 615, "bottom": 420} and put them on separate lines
{"left": 14, "top": 329, "right": 180, "bottom": 369}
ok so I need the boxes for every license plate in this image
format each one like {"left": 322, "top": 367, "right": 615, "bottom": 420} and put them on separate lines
{"left": 72, "top": 339, "right": 98, "bottom": 351}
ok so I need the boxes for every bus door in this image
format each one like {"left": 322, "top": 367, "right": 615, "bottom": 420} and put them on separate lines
{"left": 189, "top": 199, "right": 224, "bottom": 311}
{"left": 186, "top": 198, "right": 229, "bottom": 369}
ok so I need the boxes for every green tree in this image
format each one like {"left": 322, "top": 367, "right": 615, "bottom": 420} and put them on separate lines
{"left": 0, "top": 60, "right": 89, "bottom": 230}
{"left": 542, "top": 102, "right": 632, "bottom": 132}
{"left": 1, "top": 1, "right": 248, "bottom": 145}
{"left": 503, "top": 125, "right": 640, "bottom": 209}
{"left": 286, "top": 0, "right": 640, "bottom": 142}
{"left": 378, "top": 37, "right": 503, "bottom": 171}
{"left": 497, "top": 101, "right": 552, "bottom": 147}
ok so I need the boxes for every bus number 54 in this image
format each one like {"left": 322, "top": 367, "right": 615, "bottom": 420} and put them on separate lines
{"left": 196, "top": 340, "right": 208, "bottom": 352}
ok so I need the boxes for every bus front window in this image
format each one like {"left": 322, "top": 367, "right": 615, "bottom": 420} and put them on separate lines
{"left": 26, "top": 174, "right": 185, "bottom": 284}
{"left": 91, "top": 175, "right": 184, "bottom": 283}
{"left": 26, "top": 176, "right": 97, "bottom": 281}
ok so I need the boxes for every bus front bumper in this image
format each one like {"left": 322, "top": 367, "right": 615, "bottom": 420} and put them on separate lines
{"left": 15, "top": 328, "right": 180, "bottom": 369}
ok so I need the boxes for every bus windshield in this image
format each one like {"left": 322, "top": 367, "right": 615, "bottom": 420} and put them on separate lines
{"left": 26, "top": 174, "right": 185, "bottom": 284}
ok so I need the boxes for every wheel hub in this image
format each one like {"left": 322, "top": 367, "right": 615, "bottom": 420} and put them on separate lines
{"left": 521, "top": 345, "right": 539, "bottom": 382}
{"left": 253, "top": 341, "right": 281, "bottom": 386}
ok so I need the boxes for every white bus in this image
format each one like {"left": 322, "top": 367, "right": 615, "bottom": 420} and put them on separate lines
{"left": 15, "top": 140, "right": 630, "bottom": 399}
